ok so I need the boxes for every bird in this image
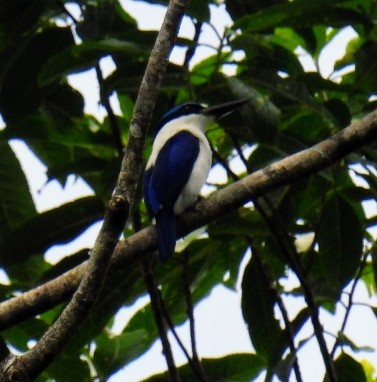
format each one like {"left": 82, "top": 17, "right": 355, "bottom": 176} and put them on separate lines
{"left": 144, "top": 98, "right": 249, "bottom": 261}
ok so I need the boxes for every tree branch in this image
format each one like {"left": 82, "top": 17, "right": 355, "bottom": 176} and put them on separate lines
{"left": 0, "top": 109, "right": 376, "bottom": 334}
{"left": 0, "top": 0, "right": 189, "bottom": 380}
{"left": 115, "top": 0, "right": 188, "bottom": 202}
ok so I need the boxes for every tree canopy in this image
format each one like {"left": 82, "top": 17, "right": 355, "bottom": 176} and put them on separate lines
{"left": 0, "top": 0, "right": 376, "bottom": 381}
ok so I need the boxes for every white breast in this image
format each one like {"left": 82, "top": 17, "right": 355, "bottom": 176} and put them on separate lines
{"left": 174, "top": 135, "right": 211, "bottom": 214}
{"left": 146, "top": 114, "right": 213, "bottom": 215}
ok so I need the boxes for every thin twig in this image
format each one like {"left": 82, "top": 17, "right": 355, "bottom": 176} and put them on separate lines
{"left": 159, "top": 296, "right": 208, "bottom": 382}
{"left": 95, "top": 64, "right": 123, "bottom": 157}
{"left": 181, "top": 253, "right": 208, "bottom": 381}
{"left": 183, "top": 19, "right": 202, "bottom": 99}
{"left": 141, "top": 258, "right": 181, "bottom": 382}
{"left": 183, "top": 19, "right": 202, "bottom": 70}
{"left": 182, "top": 253, "right": 198, "bottom": 360}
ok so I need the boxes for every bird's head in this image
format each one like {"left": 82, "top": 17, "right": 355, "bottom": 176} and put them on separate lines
{"left": 155, "top": 98, "right": 249, "bottom": 135}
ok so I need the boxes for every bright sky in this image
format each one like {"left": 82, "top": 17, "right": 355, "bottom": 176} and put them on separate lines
{"left": 7, "top": 1, "right": 377, "bottom": 381}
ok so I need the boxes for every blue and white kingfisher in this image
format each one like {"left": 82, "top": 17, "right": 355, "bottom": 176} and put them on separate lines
{"left": 144, "top": 98, "right": 249, "bottom": 261}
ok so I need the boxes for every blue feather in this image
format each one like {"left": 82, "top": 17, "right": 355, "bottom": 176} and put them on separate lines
{"left": 156, "top": 209, "right": 176, "bottom": 261}
{"left": 144, "top": 130, "right": 200, "bottom": 259}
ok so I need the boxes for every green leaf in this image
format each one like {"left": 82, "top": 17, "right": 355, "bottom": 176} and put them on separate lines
{"left": 323, "top": 98, "right": 351, "bottom": 128}
{"left": 280, "top": 107, "right": 331, "bottom": 146}
{"left": 0, "top": 142, "right": 36, "bottom": 235}
{"left": 7, "top": 254, "right": 51, "bottom": 288}
{"left": 141, "top": 353, "right": 266, "bottom": 382}
{"left": 40, "top": 249, "right": 90, "bottom": 282}
{"left": 160, "top": 236, "right": 247, "bottom": 310}
{"left": 65, "top": 262, "right": 147, "bottom": 353}
{"left": 235, "top": 0, "right": 370, "bottom": 32}
{"left": 317, "top": 194, "right": 364, "bottom": 296}
{"left": 191, "top": 53, "right": 230, "bottom": 85}
{"left": 324, "top": 353, "right": 367, "bottom": 382}
{"left": 0, "top": 0, "right": 55, "bottom": 41}
{"left": 232, "top": 34, "right": 304, "bottom": 76}
{"left": 39, "top": 39, "right": 150, "bottom": 86}
{"left": 241, "top": 256, "right": 283, "bottom": 365}
{"left": 0, "top": 196, "right": 104, "bottom": 265}
{"left": 354, "top": 41, "right": 377, "bottom": 94}
{"left": 227, "top": 78, "right": 280, "bottom": 143}
{"left": 42, "top": 350, "right": 91, "bottom": 382}
{"left": 370, "top": 248, "right": 377, "bottom": 296}
{"left": 93, "top": 329, "right": 149, "bottom": 378}
{"left": 0, "top": 27, "right": 74, "bottom": 123}
{"left": 336, "top": 332, "right": 374, "bottom": 353}
{"left": 3, "top": 318, "right": 48, "bottom": 352}
{"left": 119, "top": 303, "right": 159, "bottom": 362}
{"left": 187, "top": 0, "right": 210, "bottom": 21}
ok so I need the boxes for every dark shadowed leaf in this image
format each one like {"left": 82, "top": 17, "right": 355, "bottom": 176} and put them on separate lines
{"left": 94, "top": 329, "right": 149, "bottom": 378}
{"left": 324, "top": 353, "right": 366, "bottom": 382}
{"left": 3, "top": 318, "right": 48, "bottom": 352}
{"left": 317, "top": 194, "right": 364, "bottom": 296}
{"left": 42, "top": 350, "right": 91, "bottom": 382}
{"left": 39, "top": 39, "right": 151, "bottom": 86}
{"left": 64, "top": 262, "right": 147, "bottom": 355}
{"left": 235, "top": 1, "right": 371, "bottom": 32}
{"left": 0, "top": 142, "right": 36, "bottom": 235}
{"left": 0, "top": 196, "right": 104, "bottom": 265}
{"left": 0, "top": 27, "right": 74, "bottom": 123}
{"left": 241, "top": 256, "right": 283, "bottom": 365}
{"left": 40, "top": 249, "right": 90, "bottom": 282}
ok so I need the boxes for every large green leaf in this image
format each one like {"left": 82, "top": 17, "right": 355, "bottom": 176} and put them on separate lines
{"left": 0, "top": 0, "right": 53, "bottom": 44}
{"left": 226, "top": 78, "right": 280, "bottom": 143}
{"left": 324, "top": 353, "right": 367, "bottom": 382}
{"left": 0, "top": 196, "right": 104, "bottom": 265}
{"left": 39, "top": 39, "right": 151, "bottom": 86}
{"left": 241, "top": 256, "right": 283, "bottom": 365}
{"left": 3, "top": 318, "right": 49, "bottom": 352}
{"left": 141, "top": 353, "right": 265, "bottom": 382}
{"left": 159, "top": 235, "right": 248, "bottom": 316}
{"left": 41, "top": 350, "right": 91, "bottom": 382}
{"left": 0, "top": 27, "right": 74, "bottom": 123}
{"left": 117, "top": 302, "right": 160, "bottom": 364}
{"left": 63, "top": 260, "right": 147, "bottom": 354}
{"left": 234, "top": 0, "right": 371, "bottom": 32}
{"left": 317, "top": 194, "right": 364, "bottom": 296}
{"left": 93, "top": 329, "right": 149, "bottom": 379}
{"left": 0, "top": 142, "right": 36, "bottom": 235}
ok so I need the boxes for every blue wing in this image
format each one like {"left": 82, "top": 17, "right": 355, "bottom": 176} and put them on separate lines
{"left": 144, "top": 130, "right": 200, "bottom": 260}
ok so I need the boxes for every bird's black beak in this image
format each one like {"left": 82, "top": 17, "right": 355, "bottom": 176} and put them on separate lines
{"left": 202, "top": 98, "right": 249, "bottom": 119}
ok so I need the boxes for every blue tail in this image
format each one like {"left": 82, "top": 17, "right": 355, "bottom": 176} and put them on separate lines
{"left": 156, "top": 209, "right": 176, "bottom": 261}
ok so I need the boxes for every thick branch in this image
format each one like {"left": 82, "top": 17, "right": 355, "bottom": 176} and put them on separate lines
{"left": 115, "top": 0, "right": 188, "bottom": 202}
{"left": 0, "top": 1, "right": 189, "bottom": 380}
{"left": 0, "top": 109, "right": 376, "bottom": 333}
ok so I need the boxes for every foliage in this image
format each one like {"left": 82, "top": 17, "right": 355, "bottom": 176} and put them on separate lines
{"left": 0, "top": 0, "right": 376, "bottom": 381}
